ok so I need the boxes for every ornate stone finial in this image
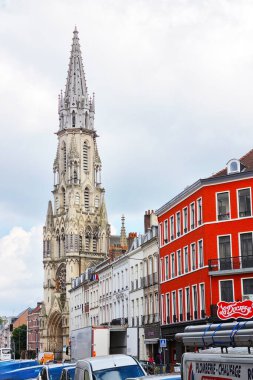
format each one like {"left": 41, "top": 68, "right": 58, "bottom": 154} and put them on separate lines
{"left": 53, "top": 142, "right": 60, "bottom": 169}
{"left": 120, "top": 214, "right": 128, "bottom": 250}
{"left": 46, "top": 201, "right": 54, "bottom": 229}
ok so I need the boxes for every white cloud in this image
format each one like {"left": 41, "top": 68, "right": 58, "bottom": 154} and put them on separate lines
{"left": 0, "top": 226, "right": 43, "bottom": 315}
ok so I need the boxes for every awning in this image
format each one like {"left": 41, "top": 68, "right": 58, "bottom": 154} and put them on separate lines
{"left": 144, "top": 338, "right": 159, "bottom": 344}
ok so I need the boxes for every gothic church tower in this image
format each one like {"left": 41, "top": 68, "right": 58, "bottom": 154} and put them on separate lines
{"left": 40, "top": 28, "right": 110, "bottom": 358}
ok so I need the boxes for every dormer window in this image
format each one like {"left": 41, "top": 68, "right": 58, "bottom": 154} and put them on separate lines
{"left": 227, "top": 159, "right": 240, "bottom": 174}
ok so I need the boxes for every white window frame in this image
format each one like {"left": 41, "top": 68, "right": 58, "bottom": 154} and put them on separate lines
{"left": 164, "top": 219, "right": 168, "bottom": 243}
{"left": 170, "top": 215, "right": 174, "bottom": 240}
{"left": 192, "top": 284, "right": 198, "bottom": 320}
{"left": 219, "top": 279, "right": 234, "bottom": 302}
{"left": 217, "top": 234, "right": 232, "bottom": 268}
{"left": 178, "top": 288, "right": 183, "bottom": 321}
{"left": 197, "top": 197, "right": 202, "bottom": 225}
{"left": 172, "top": 291, "right": 177, "bottom": 322}
{"left": 177, "top": 249, "right": 182, "bottom": 276}
{"left": 160, "top": 294, "right": 164, "bottom": 325}
{"left": 165, "top": 255, "right": 169, "bottom": 281}
{"left": 191, "top": 243, "right": 196, "bottom": 271}
{"left": 171, "top": 253, "right": 175, "bottom": 278}
{"left": 237, "top": 187, "right": 252, "bottom": 218}
{"left": 199, "top": 283, "right": 205, "bottom": 317}
{"left": 185, "top": 287, "right": 190, "bottom": 320}
{"left": 216, "top": 191, "right": 231, "bottom": 221}
{"left": 190, "top": 202, "right": 195, "bottom": 230}
{"left": 166, "top": 292, "right": 170, "bottom": 324}
{"left": 183, "top": 206, "right": 188, "bottom": 234}
{"left": 184, "top": 246, "right": 189, "bottom": 273}
{"left": 198, "top": 239, "right": 204, "bottom": 268}
{"left": 227, "top": 159, "right": 240, "bottom": 174}
{"left": 176, "top": 211, "right": 181, "bottom": 237}
{"left": 238, "top": 231, "right": 253, "bottom": 258}
{"left": 241, "top": 277, "right": 253, "bottom": 301}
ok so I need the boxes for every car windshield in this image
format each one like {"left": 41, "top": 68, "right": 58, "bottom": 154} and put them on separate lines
{"left": 93, "top": 364, "right": 145, "bottom": 380}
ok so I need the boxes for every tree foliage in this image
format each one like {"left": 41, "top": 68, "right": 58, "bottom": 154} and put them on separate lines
{"left": 12, "top": 324, "right": 27, "bottom": 359}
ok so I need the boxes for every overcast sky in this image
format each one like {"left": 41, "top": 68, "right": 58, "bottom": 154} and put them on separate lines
{"left": 1, "top": 0, "right": 253, "bottom": 316}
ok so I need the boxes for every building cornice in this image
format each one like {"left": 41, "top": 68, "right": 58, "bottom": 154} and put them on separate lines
{"left": 156, "top": 170, "right": 253, "bottom": 217}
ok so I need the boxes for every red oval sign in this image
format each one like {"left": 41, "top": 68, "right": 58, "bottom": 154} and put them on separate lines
{"left": 217, "top": 300, "right": 253, "bottom": 320}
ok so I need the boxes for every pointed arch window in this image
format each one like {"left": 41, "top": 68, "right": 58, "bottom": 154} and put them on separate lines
{"left": 93, "top": 227, "right": 99, "bottom": 253}
{"left": 85, "top": 226, "right": 91, "bottom": 252}
{"left": 75, "top": 192, "right": 80, "bottom": 205}
{"left": 84, "top": 187, "right": 90, "bottom": 211}
{"left": 93, "top": 238, "right": 97, "bottom": 253}
{"left": 79, "top": 235, "right": 83, "bottom": 251}
{"left": 70, "top": 233, "right": 73, "bottom": 251}
{"left": 83, "top": 142, "right": 88, "bottom": 172}
{"left": 73, "top": 169, "right": 78, "bottom": 184}
{"left": 72, "top": 111, "right": 76, "bottom": 127}
{"left": 55, "top": 197, "right": 60, "bottom": 211}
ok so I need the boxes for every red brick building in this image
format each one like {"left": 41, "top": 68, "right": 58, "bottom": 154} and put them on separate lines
{"left": 156, "top": 149, "right": 253, "bottom": 363}
{"left": 27, "top": 303, "right": 42, "bottom": 357}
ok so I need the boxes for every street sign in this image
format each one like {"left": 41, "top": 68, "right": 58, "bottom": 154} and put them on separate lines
{"left": 159, "top": 339, "right": 167, "bottom": 348}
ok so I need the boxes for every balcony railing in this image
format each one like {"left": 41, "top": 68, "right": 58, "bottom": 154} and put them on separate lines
{"left": 153, "top": 272, "right": 158, "bottom": 284}
{"left": 111, "top": 317, "right": 128, "bottom": 325}
{"left": 208, "top": 255, "right": 253, "bottom": 272}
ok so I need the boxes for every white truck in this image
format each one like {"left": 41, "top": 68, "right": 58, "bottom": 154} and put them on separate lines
{"left": 70, "top": 326, "right": 110, "bottom": 361}
{"left": 181, "top": 348, "right": 253, "bottom": 380}
{"left": 0, "top": 347, "right": 12, "bottom": 361}
{"left": 74, "top": 354, "right": 146, "bottom": 380}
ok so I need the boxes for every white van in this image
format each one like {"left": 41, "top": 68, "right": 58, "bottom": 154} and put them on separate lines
{"left": 181, "top": 350, "right": 253, "bottom": 380}
{"left": 74, "top": 354, "right": 145, "bottom": 380}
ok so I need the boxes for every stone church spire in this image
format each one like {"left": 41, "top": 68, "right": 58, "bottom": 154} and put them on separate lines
{"left": 120, "top": 215, "right": 128, "bottom": 249}
{"left": 40, "top": 28, "right": 110, "bottom": 360}
{"left": 64, "top": 26, "right": 87, "bottom": 108}
{"left": 58, "top": 27, "right": 93, "bottom": 131}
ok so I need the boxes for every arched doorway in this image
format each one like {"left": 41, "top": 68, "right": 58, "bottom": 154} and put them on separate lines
{"left": 48, "top": 311, "right": 63, "bottom": 360}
